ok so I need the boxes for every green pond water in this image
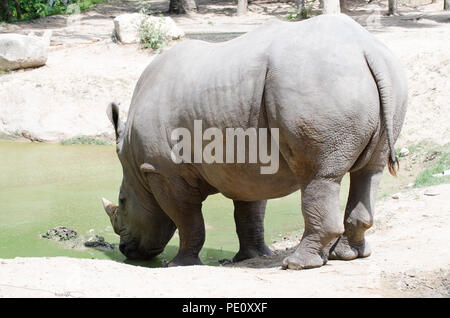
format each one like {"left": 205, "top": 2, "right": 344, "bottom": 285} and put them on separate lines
{"left": 0, "top": 141, "right": 399, "bottom": 267}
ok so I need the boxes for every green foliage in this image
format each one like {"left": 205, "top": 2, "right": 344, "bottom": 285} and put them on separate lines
{"left": 138, "top": 0, "right": 152, "bottom": 15}
{"left": 0, "top": 68, "right": 11, "bottom": 75}
{"left": 286, "top": 7, "right": 313, "bottom": 21}
{"left": 138, "top": 16, "right": 169, "bottom": 51}
{"left": 1, "top": 0, "right": 107, "bottom": 22}
{"left": 415, "top": 150, "right": 450, "bottom": 188}
{"left": 60, "top": 136, "right": 111, "bottom": 145}
{"left": 286, "top": 0, "right": 316, "bottom": 21}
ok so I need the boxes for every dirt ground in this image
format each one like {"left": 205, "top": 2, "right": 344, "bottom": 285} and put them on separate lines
{"left": 0, "top": 183, "right": 448, "bottom": 297}
{"left": 0, "top": 0, "right": 449, "bottom": 298}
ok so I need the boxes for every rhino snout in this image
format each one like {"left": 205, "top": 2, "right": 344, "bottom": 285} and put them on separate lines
{"left": 119, "top": 240, "right": 164, "bottom": 260}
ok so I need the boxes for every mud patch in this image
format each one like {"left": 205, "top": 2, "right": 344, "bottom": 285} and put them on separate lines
{"left": 41, "top": 226, "right": 78, "bottom": 241}
{"left": 41, "top": 227, "right": 117, "bottom": 251}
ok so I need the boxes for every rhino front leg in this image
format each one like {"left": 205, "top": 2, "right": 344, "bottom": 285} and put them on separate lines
{"left": 168, "top": 204, "right": 205, "bottom": 267}
{"left": 282, "top": 178, "right": 344, "bottom": 270}
{"left": 328, "top": 169, "right": 382, "bottom": 261}
{"left": 148, "top": 176, "right": 205, "bottom": 267}
{"left": 233, "top": 200, "right": 274, "bottom": 262}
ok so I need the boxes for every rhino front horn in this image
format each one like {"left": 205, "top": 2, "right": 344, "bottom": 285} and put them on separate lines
{"left": 102, "top": 197, "right": 118, "bottom": 218}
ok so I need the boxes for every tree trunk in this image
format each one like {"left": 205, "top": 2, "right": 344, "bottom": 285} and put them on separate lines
{"left": 388, "top": 0, "right": 398, "bottom": 16}
{"left": 322, "top": 0, "right": 341, "bottom": 14}
{"left": 340, "top": 0, "right": 347, "bottom": 13}
{"left": 237, "top": 0, "right": 248, "bottom": 16}
{"left": 0, "top": 0, "right": 12, "bottom": 22}
{"left": 297, "top": 0, "right": 304, "bottom": 11}
{"left": 14, "top": 0, "right": 21, "bottom": 20}
{"left": 169, "top": 0, "right": 197, "bottom": 14}
{"left": 445, "top": 0, "right": 450, "bottom": 10}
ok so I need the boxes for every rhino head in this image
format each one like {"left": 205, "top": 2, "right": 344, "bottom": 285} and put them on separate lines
{"left": 102, "top": 103, "right": 176, "bottom": 260}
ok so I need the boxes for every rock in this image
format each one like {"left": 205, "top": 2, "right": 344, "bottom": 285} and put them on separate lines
{"left": 0, "top": 31, "right": 52, "bottom": 71}
{"left": 399, "top": 147, "right": 410, "bottom": 157}
{"left": 84, "top": 235, "right": 116, "bottom": 251}
{"left": 405, "top": 269, "right": 417, "bottom": 278}
{"left": 407, "top": 183, "right": 415, "bottom": 188}
{"left": 113, "top": 13, "right": 144, "bottom": 44}
{"left": 424, "top": 190, "right": 439, "bottom": 197}
{"left": 41, "top": 226, "right": 78, "bottom": 241}
{"left": 113, "top": 13, "right": 184, "bottom": 44}
{"left": 445, "top": 170, "right": 450, "bottom": 176}
{"left": 154, "top": 16, "right": 185, "bottom": 40}
{"left": 392, "top": 193, "right": 401, "bottom": 199}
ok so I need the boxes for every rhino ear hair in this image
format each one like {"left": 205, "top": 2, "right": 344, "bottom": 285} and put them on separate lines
{"left": 140, "top": 163, "right": 158, "bottom": 174}
{"left": 106, "top": 102, "right": 124, "bottom": 140}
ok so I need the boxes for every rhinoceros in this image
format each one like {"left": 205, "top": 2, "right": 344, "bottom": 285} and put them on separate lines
{"left": 102, "top": 14, "right": 407, "bottom": 270}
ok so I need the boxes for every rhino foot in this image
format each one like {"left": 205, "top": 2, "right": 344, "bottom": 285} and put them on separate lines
{"left": 281, "top": 251, "right": 326, "bottom": 270}
{"left": 328, "top": 235, "right": 371, "bottom": 260}
{"left": 232, "top": 244, "right": 274, "bottom": 263}
{"left": 166, "top": 254, "right": 203, "bottom": 267}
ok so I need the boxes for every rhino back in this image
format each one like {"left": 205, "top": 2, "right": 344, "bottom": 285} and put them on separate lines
{"left": 124, "top": 20, "right": 284, "bottom": 163}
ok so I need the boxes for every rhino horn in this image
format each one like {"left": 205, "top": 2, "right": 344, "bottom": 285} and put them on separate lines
{"left": 102, "top": 197, "right": 118, "bottom": 218}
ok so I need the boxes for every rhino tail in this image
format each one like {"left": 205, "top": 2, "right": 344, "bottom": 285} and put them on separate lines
{"left": 364, "top": 50, "right": 399, "bottom": 177}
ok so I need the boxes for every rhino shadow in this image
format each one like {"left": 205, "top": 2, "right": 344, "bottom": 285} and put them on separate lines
{"left": 98, "top": 243, "right": 304, "bottom": 269}
{"left": 98, "top": 244, "right": 236, "bottom": 268}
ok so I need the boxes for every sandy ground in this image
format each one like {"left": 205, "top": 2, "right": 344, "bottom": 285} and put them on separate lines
{"left": 0, "top": 183, "right": 448, "bottom": 298}
{"left": 0, "top": 1, "right": 449, "bottom": 145}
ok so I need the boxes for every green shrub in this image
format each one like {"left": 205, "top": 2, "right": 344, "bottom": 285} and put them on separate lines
{"left": 415, "top": 151, "right": 450, "bottom": 188}
{"left": 60, "top": 136, "right": 111, "bottom": 145}
{"left": 1, "top": 0, "right": 107, "bottom": 22}
{"left": 138, "top": 16, "right": 169, "bottom": 51}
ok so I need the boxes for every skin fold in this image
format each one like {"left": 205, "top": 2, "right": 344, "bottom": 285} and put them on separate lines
{"left": 102, "top": 14, "right": 408, "bottom": 269}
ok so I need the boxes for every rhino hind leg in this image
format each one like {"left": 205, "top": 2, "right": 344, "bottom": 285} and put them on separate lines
{"left": 232, "top": 200, "right": 274, "bottom": 262}
{"left": 328, "top": 168, "right": 383, "bottom": 261}
{"left": 282, "top": 178, "right": 344, "bottom": 270}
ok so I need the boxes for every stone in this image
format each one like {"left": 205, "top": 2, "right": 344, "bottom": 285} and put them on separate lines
{"left": 84, "top": 235, "right": 116, "bottom": 251}
{"left": 399, "top": 147, "right": 410, "bottom": 157}
{"left": 0, "top": 31, "right": 52, "bottom": 71}
{"left": 424, "top": 190, "right": 439, "bottom": 197}
{"left": 392, "top": 193, "right": 401, "bottom": 199}
{"left": 113, "top": 13, "right": 184, "bottom": 44}
{"left": 41, "top": 226, "right": 78, "bottom": 241}
{"left": 113, "top": 13, "right": 144, "bottom": 44}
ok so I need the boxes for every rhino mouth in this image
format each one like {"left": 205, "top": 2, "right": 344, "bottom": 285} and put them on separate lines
{"left": 119, "top": 239, "right": 164, "bottom": 260}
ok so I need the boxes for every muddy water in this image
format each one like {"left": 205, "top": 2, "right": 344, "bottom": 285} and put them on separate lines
{"left": 0, "top": 141, "right": 398, "bottom": 267}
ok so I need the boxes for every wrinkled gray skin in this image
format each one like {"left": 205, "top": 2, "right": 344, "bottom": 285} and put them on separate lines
{"left": 102, "top": 14, "right": 407, "bottom": 269}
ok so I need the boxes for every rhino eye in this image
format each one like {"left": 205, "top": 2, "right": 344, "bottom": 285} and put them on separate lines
{"left": 119, "top": 197, "right": 126, "bottom": 205}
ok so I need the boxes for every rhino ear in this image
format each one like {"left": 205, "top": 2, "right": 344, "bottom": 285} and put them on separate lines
{"left": 106, "top": 102, "right": 124, "bottom": 140}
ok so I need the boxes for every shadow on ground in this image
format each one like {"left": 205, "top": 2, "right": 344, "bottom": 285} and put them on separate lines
{"left": 98, "top": 244, "right": 236, "bottom": 268}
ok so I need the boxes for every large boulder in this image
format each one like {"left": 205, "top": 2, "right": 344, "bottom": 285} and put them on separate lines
{"left": 0, "top": 31, "right": 52, "bottom": 71}
{"left": 113, "top": 13, "right": 184, "bottom": 44}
